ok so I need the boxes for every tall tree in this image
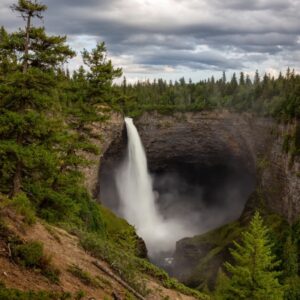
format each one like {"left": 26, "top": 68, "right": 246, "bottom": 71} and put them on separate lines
{"left": 11, "top": 0, "right": 47, "bottom": 73}
{"left": 0, "top": 0, "right": 74, "bottom": 197}
{"left": 283, "top": 234, "right": 298, "bottom": 278}
{"left": 82, "top": 42, "right": 122, "bottom": 105}
{"left": 223, "top": 212, "right": 283, "bottom": 300}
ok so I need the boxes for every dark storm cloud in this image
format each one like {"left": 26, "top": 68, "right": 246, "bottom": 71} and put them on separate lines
{"left": 0, "top": 0, "right": 299, "bottom": 77}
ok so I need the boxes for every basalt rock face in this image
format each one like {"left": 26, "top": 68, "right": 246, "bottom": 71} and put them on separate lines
{"left": 260, "top": 121, "right": 300, "bottom": 223}
{"left": 135, "top": 111, "right": 271, "bottom": 174}
{"left": 81, "top": 112, "right": 124, "bottom": 197}
{"left": 97, "top": 111, "right": 300, "bottom": 289}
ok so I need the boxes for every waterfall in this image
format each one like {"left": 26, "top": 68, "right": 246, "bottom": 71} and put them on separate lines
{"left": 116, "top": 117, "right": 191, "bottom": 256}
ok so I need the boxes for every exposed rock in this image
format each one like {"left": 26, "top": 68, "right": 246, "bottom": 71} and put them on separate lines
{"left": 80, "top": 112, "right": 124, "bottom": 197}
{"left": 83, "top": 110, "right": 299, "bottom": 223}
{"left": 261, "top": 121, "right": 300, "bottom": 223}
{"left": 96, "top": 110, "right": 300, "bottom": 290}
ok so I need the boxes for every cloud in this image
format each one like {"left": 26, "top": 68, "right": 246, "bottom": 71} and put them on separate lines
{"left": 0, "top": 0, "right": 299, "bottom": 81}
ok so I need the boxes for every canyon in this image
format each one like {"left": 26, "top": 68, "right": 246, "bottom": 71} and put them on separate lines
{"left": 87, "top": 110, "right": 299, "bottom": 288}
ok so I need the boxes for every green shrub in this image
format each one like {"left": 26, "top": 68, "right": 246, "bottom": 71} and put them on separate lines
{"left": 12, "top": 240, "right": 60, "bottom": 283}
{"left": 74, "top": 290, "right": 85, "bottom": 300}
{"left": 42, "top": 265, "right": 61, "bottom": 284}
{"left": 68, "top": 264, "right": 99, "bottom": 288}
{"left": 0, "top": 282, "right": 71, "bottom": 300}
{"left": 284, "top": 276, "right": 300, "bottom": 300}
{"left": 11, "top": 193, "right": 36, "bottom": 225}
{"left": 79, "top": 232, "right": 209, "bottom": 299}
{"left": 13, "top": 241, "right": 44, "bottom": 268}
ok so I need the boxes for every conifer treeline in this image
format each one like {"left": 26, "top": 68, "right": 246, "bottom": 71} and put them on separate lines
{"left": 0, "top": 1, "right": 300, "bottom": 299}
{"left": 118, "top": 69, "right": 300, "bottom": 120}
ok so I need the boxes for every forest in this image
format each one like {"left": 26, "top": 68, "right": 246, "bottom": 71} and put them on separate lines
{"left": 0, "top": 0, "right": 299, "bottom": 300}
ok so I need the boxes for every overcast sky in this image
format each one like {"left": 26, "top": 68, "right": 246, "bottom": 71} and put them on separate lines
{"left": 1, "top": 0, "right": 300, "bottom": 82}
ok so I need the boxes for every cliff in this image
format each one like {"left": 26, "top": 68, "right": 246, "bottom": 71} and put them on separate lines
{"left": 98, "top": 110, "right": 299, "bottom": 290}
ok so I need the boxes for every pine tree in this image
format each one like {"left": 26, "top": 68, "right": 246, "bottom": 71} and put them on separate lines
{"left": 82, "top": 42, "right": 122, "bottom": 105}
{"left": 283, "top": 235, "right": 298, "bottom": 278}
{"left": 239, "top": 72, "right": 245, "bottom": 85}
{"left": 214, "top": 268, "right": 230, "bottom": 300}
{"left": 282, "top": 234, "right": 300, "bottom": 300}
{"left": 10, "top": 0, "right": 47, "bottom": 73}
{"left": 0, "top": 0, "right": 75, "bottom": 197}
{"left": 224, "top": 212, "right": 283, "bottom": 300}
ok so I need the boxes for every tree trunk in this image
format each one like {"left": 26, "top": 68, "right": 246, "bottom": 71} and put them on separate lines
{"left": 10, "top": 134, "right": 23, "bottom": 198}
{"left": 23, "top": 13, "right": 32, "bottom": 73}
{"left": 10, "top": 160, "right": 22, "bottom": 198}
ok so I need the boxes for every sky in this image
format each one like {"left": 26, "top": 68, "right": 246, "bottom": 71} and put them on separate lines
{"left": 1, "top": 0, "right": 300, "bottom": 83}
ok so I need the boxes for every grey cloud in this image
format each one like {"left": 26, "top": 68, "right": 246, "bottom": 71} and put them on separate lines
{"left": 136, "top": 49, "right": 245, "bottom": 70}
{"left": 210, "top": 0, "right": 292, "bottom": 11}
{"left": 0, "top": 0, "right": 299, "bottom": 76}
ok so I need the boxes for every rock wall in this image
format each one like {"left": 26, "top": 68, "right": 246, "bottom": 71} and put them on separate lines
{"left": 81, "top": 112, "right": 124, "bottom": 197}
{"left": 261, "top": 121, "right": 300, "bottom": 223}
{"left": 96, "top": 110, "right": 300, "bottom": 222}
{"left": 135, "top": 111, "right": 272, "bottom": 173}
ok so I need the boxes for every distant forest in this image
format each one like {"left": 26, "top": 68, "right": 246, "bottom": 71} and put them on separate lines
{"left": 116, "top": 69, "right": 300, "bottom": 120}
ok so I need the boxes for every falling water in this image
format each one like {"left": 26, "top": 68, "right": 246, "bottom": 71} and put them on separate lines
{"left": 116, "top": 117, "right": 192, "bottom": 256}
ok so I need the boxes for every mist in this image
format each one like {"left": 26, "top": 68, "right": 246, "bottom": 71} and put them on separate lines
{"left": 114, "top": 118, "right": 255, "bottom": 259}
{"left": 116, "top": 117, "right": 193, "bottom": 257}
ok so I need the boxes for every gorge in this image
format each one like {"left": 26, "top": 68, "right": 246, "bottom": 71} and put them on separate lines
{"left": 97, "top": 110, "right": 300, "bottom": 287}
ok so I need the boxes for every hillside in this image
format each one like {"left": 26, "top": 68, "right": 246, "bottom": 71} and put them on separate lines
{"left": 0, "top": 203, "right": 208, "bottom": 300}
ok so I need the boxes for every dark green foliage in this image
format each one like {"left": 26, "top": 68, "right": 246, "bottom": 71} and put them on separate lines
{"left": 213, "top": 269, "right": 230, "bottom": 300}
{"left": 74, "top": 290, "right": 85, "bottom": 300}
{"left": 68, "top": 264, "right": 100, "bottom": 287}
{"left": 223, "top": 212, "right": 283, "bottom": 300}
{"left": 79, "top": 232, "right": 209, "bottom": 299}
{"left": 0, "top": 0, "right": 116, "bottom": 236}
{"left": 116, "top": 69, "right": 300, "bottom": 122}
{"left": 283, "top": 235, "right": 298, "bottom": 278}
{"left": 11, "top": 240, "right": 61, "bottom": 283}
{"left": 283, "top": 276, "right": 300, "bottom": 300}
{"left": 82, "top": 42, "right": 122, "bottom": 105}
{"left": 10, "top": 193, "right": 36, "bottom": 224}
{"left": 0, "top": 284, "right": 71, "bottom": 300}
{"left": 13, "top": 241, "right": 43, "bottom": 267}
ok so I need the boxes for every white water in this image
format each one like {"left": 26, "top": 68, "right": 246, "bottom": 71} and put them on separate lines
{"left": 116, "top": 117, "right": 192, "bottom": 256}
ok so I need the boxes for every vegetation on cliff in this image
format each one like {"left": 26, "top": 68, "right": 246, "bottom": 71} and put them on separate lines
{"left": 0, "top": 1, "right": 210, "bottom": 298}
{"left": 222, "top": 212, "right": 283, "bottom": 299}
{"left": 0, "top": 0, "right": 299, "bottom": 299}
{"left": 118, "top": 69, "right": 300, "bottom": 122}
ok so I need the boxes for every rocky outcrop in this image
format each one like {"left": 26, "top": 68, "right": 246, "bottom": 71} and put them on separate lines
{"left": 135, "top": 111, "right": 272, "bottom": 172}
{"left": 96, "top": 110, "right": 300, "bottom": 290}
{"left": 97, "top": 111, "right": 300, "bottom": 222}
{"left": 261, "top": 121, "right": 300, "bottom": 223}
{"left": 80, "top": 112, "right": 124, "bottom": 196}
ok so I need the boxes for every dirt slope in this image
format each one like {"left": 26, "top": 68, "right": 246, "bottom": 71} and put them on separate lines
{"left": 0, "top": 209, "right": 197, "bottom": 300}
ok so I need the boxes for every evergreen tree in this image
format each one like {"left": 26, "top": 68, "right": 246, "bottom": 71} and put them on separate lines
{"left": 282, "top": 234, "right": 300, "bottom": 300}
{"left": 10, "top": 0, "right": 47, "bottom": 72}
{"left": 239, "top": 72, "right": 245, "bottom": 85}
{"left": 82, "top": 42, "right": 122, "bottom": 105}
{"left": 282, "top": 235, "right": 298, "bottom": 278}
{"left": 224, "top": 212, "right": 283, "bottom": 300}
{"left": 0, "top": 0, "right": 75, "bottom": 197}
{"left": 214, "top": 268, "right": 230, "bottom": 300}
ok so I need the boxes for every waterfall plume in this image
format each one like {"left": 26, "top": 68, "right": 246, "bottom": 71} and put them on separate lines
{"left": 116, "top": 117, "right": 191, "bottom": 256}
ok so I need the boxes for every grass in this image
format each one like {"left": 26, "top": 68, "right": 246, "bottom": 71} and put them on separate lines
{"left": 68, "top": 264, "right": 100, "bottom": 288}
{"left": 11, "top": 240, "right": 60, "bottom": 284}
{"left": 44, "top": 223, "right": 62, "bottom": 244}
{"left": 0, "top": 282, "right": 71, "bottom": 300}
{"left": 79, "top": 231, "right": 210, "bottom": 299}
{"left": 13, "top": 241, "right": 44, "bottom": 268}
{"left": 10, "top": 193, "right": 36, "bottom": 225}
